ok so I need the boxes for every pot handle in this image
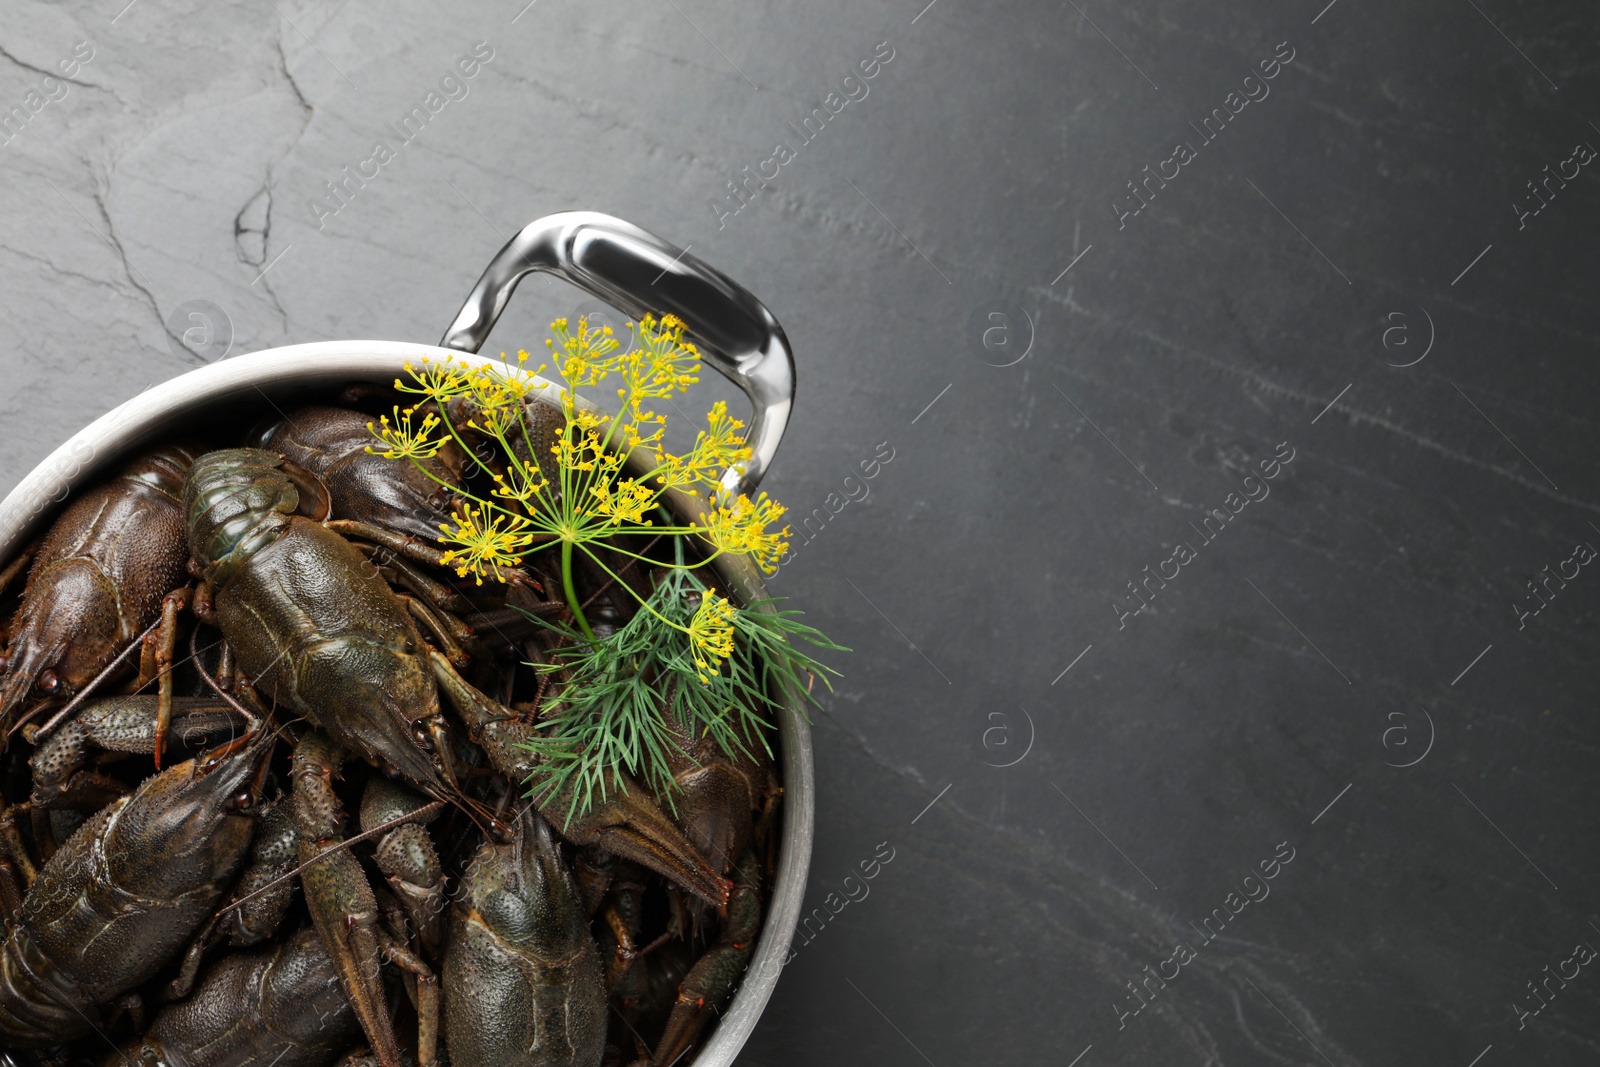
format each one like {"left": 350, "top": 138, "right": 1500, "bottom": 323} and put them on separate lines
{"left": 440, "top": 211, "right": 795, "bottom": 498}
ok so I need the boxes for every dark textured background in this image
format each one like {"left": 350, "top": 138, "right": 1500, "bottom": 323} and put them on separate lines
{"left": 2, "top": 0, "right": 1599, "bottom": 1063}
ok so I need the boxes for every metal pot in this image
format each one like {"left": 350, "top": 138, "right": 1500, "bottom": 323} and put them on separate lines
{"left": 0, "top": 211, "right": 812, "bottom": 1067}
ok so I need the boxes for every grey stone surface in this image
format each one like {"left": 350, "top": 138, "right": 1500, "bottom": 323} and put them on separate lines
{"left": 2, "top": 0, "right": 1598, "bottom": 1064}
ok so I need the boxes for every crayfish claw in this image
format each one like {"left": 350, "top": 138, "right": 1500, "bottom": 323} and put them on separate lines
{"left": 549, "top": 777, "right": 732, "bottom": 910}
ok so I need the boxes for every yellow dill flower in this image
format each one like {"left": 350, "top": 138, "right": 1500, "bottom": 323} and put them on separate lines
{"left": 382, "top": 314, "right": 797, "bottom": 589}
{"left": 489, "top": 467, "right": 549, "bottom": 513}
{"left": 700, "top": 492, "right": 789, "bottom": 574}
{"left": 366, "top": 407, "right": 446, "bottom": 460}
{"left": 653, "top": 401, "right": 752, "bottom": 492}
{"left": 438, "top": 505, "right": 536, "bottom": 585}
{"left": 589, "top": 478, "right": 655, "bottom": 526}
{"left": 688, "top": 592, "right": 739, "bottom": 682}
{"left": 699, "top": 401, "right": 752, "bottom": 477}
{"left": 571, "top": 407, "right": 607, "bottom": 435}
{"left": 622, "top": 314, "right": 700, "bottom": 402}
{"left": 623, "top": 419, "right": 665, "bottom": 454}
{"left": 556, "top": 423, "right": 604, "bottom": 473}
{"left": 447, "top": 359, "right": 530, "bottom": 437}
{"left": 547, "top": 316, "right": 622, "bottom": 389}
{"left": 395, "top": 357, "right": 470, "bottom": 406}
{"left": 623, "top": 351, "right": 696, "bottom": 405}
{"left": 475, "top": 395, "right": 522, "bottom": 437}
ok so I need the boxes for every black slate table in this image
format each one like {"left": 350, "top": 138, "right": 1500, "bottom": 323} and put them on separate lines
{"left": 1, "top": 1, "right": 1596, "bottom": 1064}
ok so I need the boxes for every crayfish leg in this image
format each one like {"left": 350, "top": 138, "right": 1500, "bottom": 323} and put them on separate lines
{"left": 379, "top": 934, "right": 440, "bottom": 1067}
{"left": 0, "top": 540, "right": 37, "bottom": 597}
{"left": 329, "top": 518, "right": 541, "bottom": 591}
{"left": 356, "top": 543, "right": 472, "bottom": 615}
{"left": 164, "top": 911, "right": 223, "bottom": 1002}
{"left": 325, "top": 520, "right": 456, "bottom": 572}
{"left": 28, "top": 807, "right": 57, "bottom": 865}
{"left": 292, "top": 733, "right": 407, "bottom": 1067}
{"left": 0, "top": 800, "right": 36, "bottom": 889}
{"left": 135, "top": 628, "right": 160, "bottom": 691}
{"left": 572, "top": 844, "right": 617, "bottom": 918}
{"left": 395, "top": 594, "right": 471, "bottom": 670}
{"left": 0, "top": 801, "right": 29, "bottom": 921}
{"left": 277, "top": 457, "right": 334, "bottom": 522}
{"left": 151, "top": 585, "right": 193, "bottom": 769}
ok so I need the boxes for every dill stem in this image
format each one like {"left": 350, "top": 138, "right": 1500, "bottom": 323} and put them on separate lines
{"left": 562, "top": 539, "right": 598, "bottom": 645}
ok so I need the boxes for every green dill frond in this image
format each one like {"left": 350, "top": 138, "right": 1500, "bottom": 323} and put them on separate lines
{"left": 513, "top": 563, "right": 845, "bottom": 824}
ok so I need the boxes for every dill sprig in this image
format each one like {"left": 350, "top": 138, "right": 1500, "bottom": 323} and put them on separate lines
{"left": 520, "top": 561, "right": 844, "bottom": 824}
{"left": 368, "top": 313, "right": 848, "bottom": 822}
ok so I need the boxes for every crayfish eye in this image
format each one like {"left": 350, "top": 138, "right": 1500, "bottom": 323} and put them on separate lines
{"left": 230, "top": 791, "right": 254, "bottom": 811}
{"left": 412, "top": 726, "right": 434, "bottom": 752}
{"left": 37, "top": 670, "right": 60, "bottom": 692}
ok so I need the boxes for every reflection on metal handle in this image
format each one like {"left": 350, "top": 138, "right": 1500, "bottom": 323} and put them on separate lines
{"left": 441, "top": 211, "right": 795, "bottom": 498}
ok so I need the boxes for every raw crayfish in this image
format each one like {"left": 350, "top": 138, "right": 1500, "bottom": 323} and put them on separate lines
{"left": 0, "top": 444, "right": 203, "bottom": 741}
{"left": 0, "top": 403, "right": 781, "bottom": 1067}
